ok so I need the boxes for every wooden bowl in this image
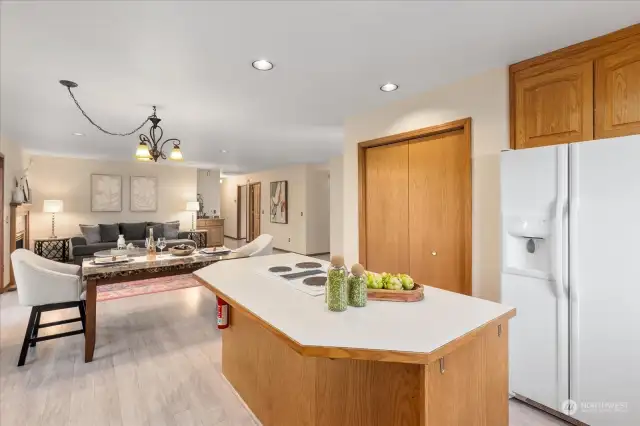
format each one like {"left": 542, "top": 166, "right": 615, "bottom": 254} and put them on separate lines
{"left": 367, "top": 283, "right": 424, "bottom": 302}
{"left": 169, "top": 245, "right": 196, "bottom": 256}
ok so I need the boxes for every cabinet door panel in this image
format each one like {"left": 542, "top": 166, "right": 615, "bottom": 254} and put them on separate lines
{"left": 515, "top": 62, "right": 594, "bottom": 149}
{"left": 595, "top": 42, "right": 640, "bottom": 139}
{"left": 364, "top": 143, "right": 409, "bottom": 275}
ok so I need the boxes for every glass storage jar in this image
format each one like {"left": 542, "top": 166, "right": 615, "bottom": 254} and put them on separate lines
{"left": 348, "top": 263, "right": 367, "bottom": 307}
{"left": 327, "top": 255, "right": 348, "bottom": 312}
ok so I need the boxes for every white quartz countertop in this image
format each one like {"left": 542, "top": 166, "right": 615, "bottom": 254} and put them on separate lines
{"left": 195, "top": 253, "right": 514, "bottom": 359}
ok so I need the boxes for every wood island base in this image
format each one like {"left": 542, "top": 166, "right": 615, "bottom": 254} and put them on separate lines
{"left": 221, "top": 307, "right": 510, "bottom": 426}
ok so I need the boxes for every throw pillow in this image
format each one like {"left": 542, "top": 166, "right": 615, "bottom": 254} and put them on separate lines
{"left": 164, "top": 221, "right": 180, "bottom": 239}
{"left": 119, "top": 222, "right": 146, "bottom": 240}
{"left": 99, "top": 223, "right": 120, "bottom": 243}
{"left": 146, "top": 224, "right": 164, "bottom": 239}
{"left": 79, "top": 224, "right": 101, "bottom": 245}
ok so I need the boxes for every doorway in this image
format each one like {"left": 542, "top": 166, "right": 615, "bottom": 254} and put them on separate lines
{"left": 247, "top": 182, "right": 261, "bottom": 242}
{"left": 237, "top": 184, "right": 248, "bottom": 240}
{"left": 358, "top": 118, "right": 472, "bottom": 295}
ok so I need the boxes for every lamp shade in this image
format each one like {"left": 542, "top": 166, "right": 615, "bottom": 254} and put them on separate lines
{"left": 186, "top": 201, "right": 200, "bottom": 212}
{"left": 135, "top": 142, "right": 152, "bottom": 160}
{"left": 169, "top": 145, "right": 184, "bottom": 161}
{"left": 43, "top": 200, "right": 63, "bottom": 213}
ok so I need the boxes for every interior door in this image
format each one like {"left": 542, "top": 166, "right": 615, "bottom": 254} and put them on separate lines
{"left": 500, "top": 145, "right": 569, "bottom": 412}
{"left": 408, "top": 129, "right": 470, "bottom": 294}
{"left": 0, "top": 155, "right": 4, "bottom": 292}
{"left": 364, "top": 142, "right": 409, "bottom": 274}
{"left": 570, "top": 136, "right": 640, "bottom": 426}
{"left": 248, "top": 183, "right": 261, "bottom": 242}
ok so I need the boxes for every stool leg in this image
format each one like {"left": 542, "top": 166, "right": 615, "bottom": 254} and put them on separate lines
{"left": 78, "top": 301, "right": 86, "bottom": 334}
{"left": 30, "top": 310, "right": 41, "bottom": 347}
{"left": 18, "top": 307, "right": 38, "bottom": 367}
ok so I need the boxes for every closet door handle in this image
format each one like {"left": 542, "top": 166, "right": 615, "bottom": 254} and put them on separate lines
{"left": 431, "top": 251, "right": 437, "bottom": 256}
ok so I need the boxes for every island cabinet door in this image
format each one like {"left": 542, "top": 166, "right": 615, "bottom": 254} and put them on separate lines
{"left": 422, "top": 321, "right": 509, "bottom": 426}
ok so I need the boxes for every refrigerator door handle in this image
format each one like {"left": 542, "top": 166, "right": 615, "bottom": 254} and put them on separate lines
{"left": 552, "top": 147, "right": 568, "bottom": 299}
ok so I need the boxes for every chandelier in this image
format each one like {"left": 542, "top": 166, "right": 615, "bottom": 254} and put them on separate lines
{"left": 59, "top": 80, "right": 183, "bottom": 162}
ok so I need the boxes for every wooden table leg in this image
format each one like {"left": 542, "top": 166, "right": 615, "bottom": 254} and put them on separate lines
{"left": 84, "top": 279, "right": 97, "bottom": 362}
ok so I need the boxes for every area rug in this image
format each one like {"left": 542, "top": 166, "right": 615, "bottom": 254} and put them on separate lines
{"left": 97, "top": 274, "right": 201, "bottom": 302}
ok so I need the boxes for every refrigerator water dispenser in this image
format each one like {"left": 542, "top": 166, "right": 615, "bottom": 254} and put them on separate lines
{"left": 503, "top": 217, "right": 552, "bottom": 278}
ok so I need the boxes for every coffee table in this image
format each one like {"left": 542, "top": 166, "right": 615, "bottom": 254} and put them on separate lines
{"left": 81, "top": 248, "right": 247, "bottom": 362}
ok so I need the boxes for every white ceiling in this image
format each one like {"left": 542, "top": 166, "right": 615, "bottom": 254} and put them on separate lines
{"left": 1, "top": 1, "right": 639, "bottom": 173}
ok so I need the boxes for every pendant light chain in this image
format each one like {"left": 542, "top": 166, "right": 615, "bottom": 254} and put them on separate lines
{"left": 64, "top": 86, "right": 151, "bottom": 136}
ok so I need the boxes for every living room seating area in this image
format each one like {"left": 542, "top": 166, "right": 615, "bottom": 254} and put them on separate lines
{"left": 71, "top": 221, "right": 194, "bottom": 265}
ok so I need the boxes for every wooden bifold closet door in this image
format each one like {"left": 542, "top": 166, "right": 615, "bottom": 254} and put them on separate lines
{"left": 362, "top": 122, "right": 471, "bottom": 295}
{"left": 408, "top": 130, "right": 470, "bottom": 295}
{"left": 364, "top": 142, "right": 409, "bottom": 275}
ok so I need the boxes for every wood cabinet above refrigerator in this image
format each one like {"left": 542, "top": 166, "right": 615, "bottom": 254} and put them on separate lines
{"left": 510, "top": 24, "right": 640, "bottom": 149}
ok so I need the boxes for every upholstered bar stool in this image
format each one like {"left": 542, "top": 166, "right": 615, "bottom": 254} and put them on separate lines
{"left": 10, "top": 249, "right": 86, "bottom": 366}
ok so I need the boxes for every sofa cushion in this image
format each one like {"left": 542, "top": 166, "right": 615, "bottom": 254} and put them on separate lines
{"left": 79, "top": 224, "right": 101, "bottom": 245}
{"left": 119, "top": 222, "right": 146, "bottom": 240}
{"left": 73, "top": 241, "right": 118, "bottom": 256}
{"left": 99, "top": 223, "right": 120, "bottom": 243}
{"left": 164, "top": 221, "right": 180, "bottom": 239}
{"left": 146, "top": 224, "right": 164, "bottom": 239}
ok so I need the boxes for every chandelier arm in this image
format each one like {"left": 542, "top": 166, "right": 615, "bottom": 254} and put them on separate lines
{"left": 159, "top": 138, "right": 181, "bottom": 152}
{"left": 65, "top": 86, "right": 150, "bottom": 137}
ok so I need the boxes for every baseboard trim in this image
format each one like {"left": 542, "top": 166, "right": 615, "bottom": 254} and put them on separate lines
{"left": 224, "top": 235, "right": 245, "bottom": 241}
{"left": 511, "top": 394, "right": 587, "bottom": 426}
{"left": 307, "top": 251, "right": 330, "bottom": 257}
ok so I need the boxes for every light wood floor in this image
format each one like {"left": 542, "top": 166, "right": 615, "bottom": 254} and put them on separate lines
{"left": 1, "top": 282, "right": 569, "bottom": 425}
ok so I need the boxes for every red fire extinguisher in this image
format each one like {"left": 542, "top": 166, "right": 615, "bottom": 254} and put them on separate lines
{"left": 217, "top": 296, "right": 229, "bottom": 329}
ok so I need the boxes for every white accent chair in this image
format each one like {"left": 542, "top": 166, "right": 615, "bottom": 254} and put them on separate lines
{"left": 10, "top": 249, "right": 86, "bottom": 366}
{"left": 236, "top": 234, "right": 273, "bottom": 257}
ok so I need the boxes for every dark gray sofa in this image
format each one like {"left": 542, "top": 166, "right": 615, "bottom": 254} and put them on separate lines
{"left": 71, "top": 221, "right": 194, "bottom": 265}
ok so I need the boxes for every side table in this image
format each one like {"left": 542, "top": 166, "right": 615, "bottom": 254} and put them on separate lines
{"left": 186, "top": 230, "right": 208, "bottom": 248}
{"left": 34, "top": 237, "right": 70, "bottom": 263}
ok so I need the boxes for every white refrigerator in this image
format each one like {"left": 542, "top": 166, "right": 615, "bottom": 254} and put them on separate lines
{"left": 501, "top": 135, "right": 640, "bottom": 426}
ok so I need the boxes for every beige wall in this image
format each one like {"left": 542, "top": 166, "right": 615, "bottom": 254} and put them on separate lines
{"left": 221, "top": 163, "right": 330, "bottom": 255}
{"left": 305, "top": 167, "right": 330, "bottom": 254}
{"left": 27, "top": 155, "right": 198, "bottom": 241}
{"left": 343, "top": 68, "right": 509, "bottom": 302}
{"left": 1, "top": 138, "right": 28, "bottom": 286}
{"left": 329, "top": 156, "right": 343, "bottom": 257}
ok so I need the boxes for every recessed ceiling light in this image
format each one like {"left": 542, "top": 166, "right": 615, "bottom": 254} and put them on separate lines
{"left": 72, "top": 132, "right": 84, "bottom": 136}
{"left": 380, "top": 83, "right": 399, "bottom": 92}
{"left": 220, "top": 149, "right": 228, "bottom": 153}
{"left": 252, "top": 59, "right": 274, "bottom": 71}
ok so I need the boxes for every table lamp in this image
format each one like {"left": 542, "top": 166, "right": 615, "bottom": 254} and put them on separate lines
{"left": 43, "top": 200, "right": 63, "bottom": 238}
{"left": 186, "top": 201, "right": 200, "bottom": 231}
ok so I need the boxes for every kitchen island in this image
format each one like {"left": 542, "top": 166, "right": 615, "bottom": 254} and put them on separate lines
{"left": 194, "top": 253, "right": 515, "bottom": 426}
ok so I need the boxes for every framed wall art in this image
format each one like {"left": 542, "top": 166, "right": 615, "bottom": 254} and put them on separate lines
{"left": 270, "top": 180, "right": 288, "bottom": 224}
{"left": 130, "top": 176, "right": 158, "bottom": 212}
{"left": 91, "top": 174, "right": 122, "bottom": 212}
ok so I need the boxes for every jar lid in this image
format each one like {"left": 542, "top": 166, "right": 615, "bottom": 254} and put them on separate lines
{"left": 351, "top": 263, "right": 365, "bottom": 276}
{"left": 330, "top": 255, "right": 345, "bottom": 267}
